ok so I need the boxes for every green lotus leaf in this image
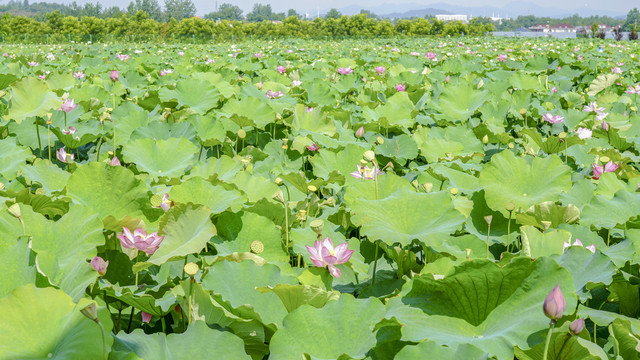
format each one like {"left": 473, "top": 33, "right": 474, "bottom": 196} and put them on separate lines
{"left": 289, "top": 104, "right": 336, "bottom": 135}
{"left": 201, "top": 260, "right": 297, "bottom": 327}
{"left": 609, "top": 319, "right": 640, "bottom": 360}
{"left": 413, "top": 126, "right": 483, "bottom": 163}
{"left": 130, "top": 121, "right": 196, "bottom": 143}
{"left": 269, "top": 295, "right": 385, "bottom": 360}
{"left": 581, "top": 189, "right": 640, "bottom": 228}
{"left": 231, "top": 171, "right": 280, "bottom": 203}
{"left": 386, "top": 257, "right": 576, "bottom": 360}
{"left": 553, "top": 246, "right": 616, "bottom": 302}
{"left": 516, "top": 201, "right": 580, "bottom": 229}
{"left": 169, "top": 177, "right": 246, "bottom": 214}
{"left": 514, "top": 330, "right": 608, "bottom": 360}
{"left": 466, "top": 190, "right": 519, "bottom": 245}
{"left": 21, "top": 204, "right": 103, "bottom": 300}
{"left": 351, "top": 189, "right": 466, "bottom": 246}
{"left": 158, "top": 78, "right": 220, "bottom": 114}
{"left": 587, "top": 73, "right": 619, "bottom": 97}
{"left": 5, "top": 77, "right": 60, "bottom": 123}
{"left": 396, "top": 340, "right": 489, "bottom": 360}
{"left": 310, "top": 143, "right": 372, "bottom": 181}
{"left": 520, "top": 225, "right": 572, "bottom": 258}
{"left": 0, "top": 137, "right": 31, "bottom": 179}
{"left": 45, "top": 71, "right": 75, "bottom": 90}
{"left": 479, "top": 151, "right": 572, "bottom": 216}
{"left": 110, "top": 102, "right": 151, "bottom": 145}
{"left": 66, "top": 163, "right": 151, "bottom": 227}
{"left": 578, "top": 305, "right": 640, "bottom": 329}
{"left": 20, "top": 159, "right": 71, "bottom": 195}
{"left": 0, "top": 285, "right": 113, "bottom": 359}
{"left": 103, "top": 284, "right": 168, "bottom": 317}
{"left": 222, "top": 96, "right": 276, "bottom": 129}
{"left": 113, "top": 321, "right": 249, "bottom": 360}
{"left": 343, "top": 173, "right": 414, "bottom": 205}
{"left": 122, "top": 137, "right": 198, "bottom": 179}
{"left": 521, "top": 129, "right": 584, "bottom": 155}
{"left": 363, "top": 91, "right": 415, "bottom": 128}
{"left": 187, "top": 155, "right": 243, "bottom": 183}
{"left": 432, "top": 81, "right": 489, "bottom": 123}
{"left": 189, "top": 114, "right": 226, "bottom": 146}
{"left": 306, "top": 81, "right": 336, "bottom": 107}
{"left": 256, "top": 284, "right": 340, "bottom": 313}
{"left": 213, "top": 211, "right": 288, "bottom": 263}
{"left": 376, "top": 134, "right": 419, "bottom": 163}
{"left": 0, "top": 237, "right": 35, "bottom": 298}
{"left": 148, "top": 204, "right": 217, "bottom": 266}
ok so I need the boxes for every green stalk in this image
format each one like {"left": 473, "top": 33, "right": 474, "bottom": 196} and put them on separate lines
{"left": 542, "top": 321, "right": 555, "bottom": 360}
{"left": 97, "top": 321, "right": 107, "bottom": 360}
{"left": 284, "top": 201, "right": 289, "bottom": 249}
{"left": 64, "top": 112, "right": 67, "bottom": 129}
{"left": 371, "top": 163, "right": 380, "bottom": 286}
{"left": 507, "top": 211, "right": 513, "bottom": 252}
{"left": 486, "top": 224, "right": 491, "bottom": 258}
{"left": 35, "top": 120, "right": 42, "bottom": 157}
{"left": 47, "top": 127, "right": 51, "bottom": 161}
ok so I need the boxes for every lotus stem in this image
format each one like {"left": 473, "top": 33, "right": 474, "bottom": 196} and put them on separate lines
{"left": 542, "top": 321, "right": 555, "bottom": 360}
{"left": 607, "top": 229, "right": 610, "bottom": 247}
{"left": 372, "top": 241, "right": 379, "bottom": 286}
{"left": 47, "top": 127, "right": 51, "bottom": 161}
{"left": 97, "top": 321, "right": 107, "bottom": 360}
{"left": 486, "top": 224, "right": 491, "bottom": 258}
{"left": 64, "top": 112, "right": 67, "bottom": 129}
{"left": 284, "top": 200, "right": 289, "bottom": 249}
{"left": 35, "top": 120, "right": 42, "bottom": 157}
{"left": 187, "top": 278, "right": 194, "bottom": 325}
{"left": 507, "top": 211, "right": 513, "bottom": 252}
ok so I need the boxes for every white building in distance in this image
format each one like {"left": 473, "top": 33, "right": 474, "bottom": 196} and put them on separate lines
{"left": 436, "top": 14, "right": 468, "bottom": 23}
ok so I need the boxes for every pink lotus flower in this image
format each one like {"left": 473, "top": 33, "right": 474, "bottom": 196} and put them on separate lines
{"left": 602, "top": 121, "right": 609, "bottom": 131}
{"left": 577, "top": 55, "right": 583, "bottom": 61}
{"left": 410, "top": 52, "right": 419, "bottom": 56}
{"left": 110, "top": 156, "right": 121, "bottom": 166}
{"left": 2, "top": 53, "right": 8, "bottom": 57}
{"left": 38, "top": 75, "right": 47, "bottom": 80}
{"left": 118, "top": 227, "right": 164, "bottom": 255}
{"left": 62, "top": 127, "right": 76, "bottom": 135}
{"left": 291, "top": 80, "right": 302, "bottom": 87}
{"left": 276, "top": 65, "right": 286, "bottom": 74}
{"left": 625, "top": 84, "right": 640, "bottom": 94}
{"left": 110, "top": 70, "right": 119, "bottom": 82}
{"left": 90, "top": 256, "right": 109, "bottom": 276}
{"left": 583, "top": 101, "right": 604, "bottom": 113}
{"left": 206, "top": 59, "right": 216, "bottom": 64}
{"left": 56, "top": 147, "right": 74, "bottom": 163}
{"left": 306, "top": 143, "right": 319, "bottom": 152}
{"left": 73, "top": 71, "right": 85, "bottom": 79}
{"left": 350, "top": 164, "right": 382, "bottom": 180}
{"left": 592, "top": 161, "right": 618, "bottom": 179}
{"left": 27, "top": 61, "right": 39, "bottom": 67}
{"left": 266, "top": 90, "right": 283, "bottom": 99}
{"left": 141, "top": 312, "right": 152, "bottom": 323}
{"left": 254, "top": 53, "right": 262, "bottom": 58}
{"left": 543, "top": 285, "right": 566, "bottom": 320}
{"left": 552, "top": 86, "right": 558, "bottom": 93}
{"left": 595, "top": 112, "right": 608, "bottom": 122}
{"left": 355, "top": 126, "right": 365, "bottom": 138}
{"left": 306, "top": 237, "right": 354, "bottom": 278}
{"left": 60, "top": 98, "right": 77, "bottom": 113}
{"left": 156, "top": 193, "right": 173, "bottom": 211}
{"left": 159, "top": 69, "right": 174, "bottom": 76}
{"left": 570, "top": 318, "right": 585, "bottom": 335}
{"left": 374, "top": 66, "right": 386, "bottom": 75}
{"left": 445, "top": 75, "right": 450, "bottom": 83}
{"left": 542, "top": 113, "right": 564, "bottom": 124}
{"left": 178, "top": 51, "right": 185, "bottom": 56}
{"left": 563, "top": 239, "right": 595, "bottom": 253}
{"left": 498, "top": 54, "right": 508, "bottom": 62}
{"left": 116, "top": 54, "right": 129, "bottom": 61}
{"left": 577, "top": 127, "right": 592, "bottom": 139}
{"left": 395, "top": 83, "right": 406, "bottom": 92}
{"left": 337, "top": 67, "right": 353, "bottom": 75}
{"left": 611, "top": 67, "right": 622, "bottom": 74}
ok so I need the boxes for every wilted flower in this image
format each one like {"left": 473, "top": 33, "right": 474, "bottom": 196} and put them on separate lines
{"left": 266, "top": 90, "right": 284, "bottom": 99}
{"left": 62, "top": 127, "right": 76, "bottom": 135}
{"left": 350, "top": 164, "right": 382, "bottom": 180}
{"left": 56, "top": 147, "right": 74, "bottom": 163}
{"left": 570, "top": 318, "right": 585, "bottom": 335}
{"left": 395, "top": 83, "right": 406, "bottom": 92}
{"left": 576, "top": 127, "right": 592, "bottom": 139}
{"left": 355, "top": 126, "right": 365, "bottom": 138}
{"left": 60, "top": 98, "right": 78, "bottom": 113}
{"left": 276, "top": 65, "right": 286, "bottom": 74}
{"left": 90, "top": 256, "right": 109, "bottom": 276}
{"left": 73, "top": 71, "right": 85, "bottom": 79}
{"left": 141, "top": 312, "right": 152, "bottom": 323}
{"left": 305, "top": 237, "right": 354, "bottom": 278}
{"left": 374, "top": 66, "right": 386, "bottom": 75}
{"left": 542, "top": 113, "right": 564, "bottom": 124}
{"left": 543, "top": 285, "right": 566, "bottom": 321}
{"left": 38, "top": 74, "right": 47, "bottom": 80}
{"left": 583, "top": 101, "right": 604, "bottom": 113}
{"left": 118, "top": 227, "right": 164, "bottom": 255}
{"left": 497, "top": 54, "right": 508, "bottom": 62}
{"left": 592, "top": 161, "right": 618, "bottom": 179}
{"left": 110, "top": 70, "right": 119, "bottom": 82}
{"left": 337, "top": 67, "right": 353, "bottom": 75}
{"left": 159, "top": 69, "right": 174, "bottom": 76}
{"left": 410, "top": 51, "right": 419, "bottom": 56}
{"left": 306, "top": 143, "right": 319, "bottom": 152}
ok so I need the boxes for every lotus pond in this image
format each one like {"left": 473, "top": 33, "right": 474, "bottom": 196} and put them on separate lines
{"left": 1, "top": 38, "right": 640, "bottom": 359}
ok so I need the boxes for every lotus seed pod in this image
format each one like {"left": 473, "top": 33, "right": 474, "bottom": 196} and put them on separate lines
{"left": 484, "top": 215, "right": 493, "bottom": 225}
{"left": 422, "top": 182, "right": 433, "bottom": 193}
{"left": 296, "top": 209, "right": 307, "bottom": 221}
{"left": 508, "top": 143, "right": 514, "bottom": 149}
{"left": 543, "top": 285, "right": 566, "bottom": 321}
{"left": 250, "top": 240, "right": 264, "bottom": 254}
{"left": 80, "top": 303, "right": 99, "bottom": 323}
{"left": 541, "top": 221, "right": 552, "bottom": 231}
{"left": 310, "top": 219, "right": 324, "bottom": 234}
{"left": 519, "top": 108, "right": 528, "bottom": 115}
{"left": 7, "top": 203, "right": 21, "bottom": 218}
{"left": 558, "top": 132, "right": 567, "bottom": 140}
{"left": 35, "top": 188, "right": 46, "bottom": 195}
{"left": 450, "top": 188, "right": 459, "bottom": 195}
{"left": 599, "top": 156, "right": 610, "bottom": 163}
{"left": 385, "top": 161, "right": 394, "bottom": 169}
{"left": 282, "top": 144, "right": 288, "bottom": 150}
{"left": 411, "top": 180, "right": 419, "bottom": 190}
{"left": 506, "top": 202, "right": 515, "bottom": 211}
{"left": 150, "top": 194, "right": 163, "bottom": 207}
{"left": 322, "top": 196, "right": 336, "bottom": 207}
{"left": 570, "top": 318, "right": 585, "bottom": 335}
{"left": 482, "top": 134, "right": 489, "bottom": 144}
{"left": 272, "top": 190, "right": 285, "bottom": 204}
{"left": 237, "top": 129, "right": 246, "bottom": 139}
{"left": 307, "top": 185, "right": 317, "bottom": 192}
{"left": 363, "top": 150, "right": 376, "bottom": 162}
{"left": 184, "top": 262, "right": 199, "bottom": 276}
{"left": 376, "top": 136, "right": 384, "bottom": 144}
{"left": 360, "top": 159, "right": 368, "bottom": 165}
{"left": 282, "top": 138, "right": 289, "bottom": 144}
{"left": 275, "top": 177, "right": 283, "bottom": 185}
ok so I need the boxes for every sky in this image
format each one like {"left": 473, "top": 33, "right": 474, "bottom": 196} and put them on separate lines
{"left": 14, "top": 0, "right": 636, "bottom": 16}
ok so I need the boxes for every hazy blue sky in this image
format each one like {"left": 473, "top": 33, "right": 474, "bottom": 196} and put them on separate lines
{"left": 25, "top": 0, "right": 637, "bottom": 16}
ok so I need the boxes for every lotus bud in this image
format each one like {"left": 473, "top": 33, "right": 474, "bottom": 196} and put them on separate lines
{"left": 237, "top": 129, "right": 246, "bottom": 139}
{"left": 184, "top": 262, "right": 199, "bottom": 276}
{"left": 355, "top": 127, "right": 365, "bottom": 138}
{"left": 543, "top": 285, "right": 566, "bottom": 321}
{"left": 422, "top": 182, "right": 433, "bottom": 193}
{"left": 80, "top": 303, "right": 99, "bottom": 323}
{"left": 141, "top": 312, "right": 152, "bottom": 324}
{"left": 276, "top": 113, "right": 282, "bottom": 120}
{"left": 484, "top": 215, "right": 493, "bottom": 226}
{"left": 376, "top": 136, "right": 384, "bottom": 144}
{"left": 250, "top": 240, "right": 264, "bottom": 254}
{"left": 307, "top": 185, "right": 317, "bottom": 193}
{"left": 310, "top": 219, "right": 324, "bottom": 235}
{"left": 450, "top": 188, "right": 459, "bottom": 195}
{"left": 541, "top": 221, "right": 552, "bottom": 231}
{"left": 465, "top": 248, "right": 471, "bottom": 261}
{"left": 570, "top": 318, "right": 584, "bottom": 335}
{"left": 482, "top": 134, "right": 489, "bottom": 144}
{"left": 275, "top": 177, "right": 283, "bottom": 185}
{"left": 90, "top": 256, "right": 109, "bottom": 277}
{"left": 256, "top": 81, "right": 263, "bottom": 90}
{"left": 506, "top": 202, "right": 515, "bottom": 212}
{"left": 7, "top": 203, "right": 21, "bottom": 219}
{"left": 363, "top": 150, "right": 376, "bottom": 162}
{"left": 272, "top": 190, "right": 285, "bottom": 204}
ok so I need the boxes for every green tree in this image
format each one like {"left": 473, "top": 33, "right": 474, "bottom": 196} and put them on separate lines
{"left": 324, "top": 8, "right": 341, "bottom": 19}
{"left": 127, "top": 0, "right": 163, "bottom": 21}
{"left": 204, "top": 3, "right": 243, "bottom": 20}
{"left": 246, "top": 3, "right": 276, "bottom": 22}
{"left": 590, "top": 22, "right": 599, "bottom": 38}
{"left": 623, "top": 8, "right": 639, "bottom": 31}
{"left": 164, "top": 0, "right": 195, "bottom": 21}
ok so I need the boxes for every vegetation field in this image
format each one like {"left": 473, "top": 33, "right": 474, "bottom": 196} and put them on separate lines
{"left": 0, "top": 38, "right": 640, "bottom": 359}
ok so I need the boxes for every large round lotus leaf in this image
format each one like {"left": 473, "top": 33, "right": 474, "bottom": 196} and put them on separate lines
{"left": 290, "top": 104, "right": 336, "bottom": 135}
{"left": 122, "top": 137, "right": 198, "bottom": 178}
{"left": 396, "top": 340, "right": 489, "bottom": 360}
{"left": 112, "top": 321, "right": 249, "bottom": 360}
{"left": 231, "top": 171, "right": 280, "bottom": 203}
{"left": 269, "top": 295, "right": 386, "bottom": 360}
{"left": 386, "top": 257, "right": 576, "bottom": 360}
{"left": 553, "top": 247, "right": 616, "bottom": 302}
{"left": 158, "top": 78, "right": 221, "bottom": 114}
{"left": 412, "top": 126, "right": 483, "bottom": 163}
{"left": 20, "top": 159, "right": 71, "bottom": 195}
{"left": 110, "top": 102, "right": 151, "bottom": 145}
{"left": 343, "top": 173, "right": 414, "bottom": 205}
{"left": 479, "top": 151, "right": 572, "bottom": 216}
{"left": 256, "top": 284, "right": 340, "bottom": 313}
{"left": 0, "top": 238, "right": 36, "bottom": 298}
{"left": 0, "top": 285, "right": 113, "bottom": 360}
{"left": 310, "top": 143, "right": 370, "bottom": 181}
{"left": 515, "top": 330, "right": 608, "bottom": 360}
{"left": 351, "top": 189, "right": 466, "bottom": 246}
{"left": 363, "top": 91, "right": 415, "bottom": 128}
{"left": 201, "top": 260, "right": 297, "bottom": 327}
{"left": 222, "top": 96, "right": 276, "bottom": 129}
{"left": 169, "top": 177, "right": 246, "bottom": 214}
{"left": 431, "top": 81, "right": 489, "bottom": 123}
{"left": 0, "top": 137, "right": 31, "bottom": 179}
{"left": 66, "top": 162, "right": 151, "bottom": 225}
{"left": 609, "top": 319, "right": 640, "bottom": 360}
{"left": 186, "top": 156, "right": 243, "bottom": 183}
{"left": 148, "top": 204, "right": 217, "bottom": 266}
{"left": 5, "top": 77, "right": 61, "bottom": 123}
{"left": 515, "top": 202, "right": 580, "bottom": 229}
{"left": 21, "top": 204, "right": 103, "bottom": 300}
{"left": 376, "top": 134, "right": 419, "bottom": 163}
{"left": 581, "top": 190, "right": 640, "bottom": 229}
{"left": 213, "top": 211, "right": 289, "bottom": 263}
